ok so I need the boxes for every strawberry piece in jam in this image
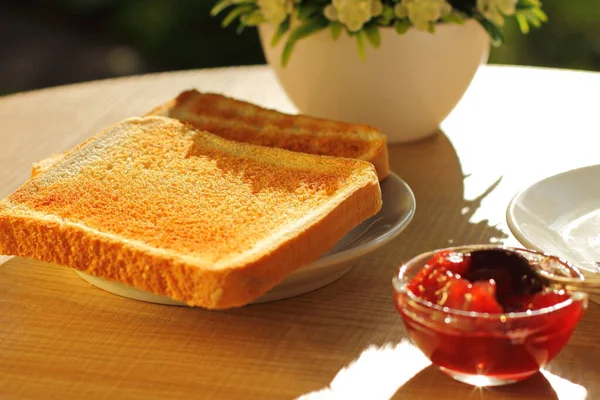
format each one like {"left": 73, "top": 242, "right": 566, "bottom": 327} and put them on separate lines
{"left": 430, "top": 250, "right": 471, "bottom": 276}
{"left": 438, "top": 278, "right": 503, "bottom": 313}
{"left": 406, "top": 264, "right": 445, "bottom": 303}
{"left": 466, "top": 281, "right": 504, "bottom": 313}
{"left": 440, "top": 277, "right": 471, "bottom": 309}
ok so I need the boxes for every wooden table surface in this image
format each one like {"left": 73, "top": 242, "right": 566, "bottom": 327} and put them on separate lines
{"left": 1, "top": 65, "right": 599, "bottom": 400}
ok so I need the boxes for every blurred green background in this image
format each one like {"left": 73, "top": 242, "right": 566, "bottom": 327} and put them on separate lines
{"left": 2, "top": 0, "right": 600, "bottom": 95}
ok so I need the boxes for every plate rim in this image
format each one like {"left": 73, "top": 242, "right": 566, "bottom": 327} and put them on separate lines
{"left": 303, "top": 171, "right": 416, "bottom": 272}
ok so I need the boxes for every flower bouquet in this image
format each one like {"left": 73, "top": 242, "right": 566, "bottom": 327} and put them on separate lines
{"left": 211, "top": 0, "right": 547, "bottom": 67}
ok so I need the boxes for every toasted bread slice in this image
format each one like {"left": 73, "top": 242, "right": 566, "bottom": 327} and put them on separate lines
{"left": 1, "top": 116, "right": 382, "bottom": 309}
{"left": 148, "top": 90, "right": 389, "bottom": 180}
{"left": 31, "top": 91, "right": 390, "bottom": 180}
{"left": 31, "top": 153, "right": 66, "bottom": 177}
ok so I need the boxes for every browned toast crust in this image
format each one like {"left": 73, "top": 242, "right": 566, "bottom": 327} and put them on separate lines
{"left": 148, "top": 90, "right": 390, "bottom": 180}
{"left": 1, "top": 117, "right": 382, "bottom": 309}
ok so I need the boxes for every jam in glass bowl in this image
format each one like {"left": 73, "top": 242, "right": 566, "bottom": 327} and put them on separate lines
{"left": 392, "top": 245, "right": 588, "bottom": 386}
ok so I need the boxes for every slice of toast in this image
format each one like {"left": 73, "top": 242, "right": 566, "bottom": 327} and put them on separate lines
{"left": 31, "top": 153, "right": 66, "bottom": 177}
{"left": 31, "top": 91, "right": 389, "bottom": 180}
{"left": 1, "top": 116, "right": 382, "bottom": 309}
{"left": 148, "top": 90, "right": 389, "bottom": 179}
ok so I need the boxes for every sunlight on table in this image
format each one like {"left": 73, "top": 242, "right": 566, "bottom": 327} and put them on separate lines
{"left": 296, "top": 341, "right": 587, "bottom": 400}
{"left": 297, "top": 340, "right": 431, "bottom": 400}
{"left": 541, "top": 370, "right": 587, "bottom": 400}
{"left": 442, "top": 66, "right": 600, "bottom": 252}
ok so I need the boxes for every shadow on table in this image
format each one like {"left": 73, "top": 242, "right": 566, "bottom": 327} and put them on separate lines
{"left": 387, "top": 129, "right": 508, "bottom": 257}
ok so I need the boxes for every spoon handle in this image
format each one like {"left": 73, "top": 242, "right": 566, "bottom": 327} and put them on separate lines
{"left": 547, "top": 275, "right": 600, "bottom": 294}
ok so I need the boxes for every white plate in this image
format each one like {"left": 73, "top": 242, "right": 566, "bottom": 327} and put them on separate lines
{"left": 77, "top": 172, "right": 416, "bottom": 306}
{"left": 506, "top": 164, "right": 600, "bottom": 274}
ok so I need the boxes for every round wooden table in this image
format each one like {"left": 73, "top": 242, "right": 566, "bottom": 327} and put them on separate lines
{"left": 1, "top": 65, "right": 599, "bottom": 399}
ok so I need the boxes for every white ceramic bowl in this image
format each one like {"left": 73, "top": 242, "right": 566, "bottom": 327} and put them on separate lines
{"left": 259, "top": 20, "right": 490, "bottom": 143}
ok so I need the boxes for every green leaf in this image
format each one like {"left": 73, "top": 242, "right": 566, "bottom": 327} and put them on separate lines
{"left": 297, "top": 4, "right": 323, "bottom": 20}
{"left": 478, "top": 18, "right": 504, "bottom": 46}
{"left": 240, "top": 10, "right": 266, "bottom": 26}
{"left": 356, "top": 30, "right": 366, "bottom": 60}
{"left": 427, "top": 22, "right": 435, "bottom": 33}
{"left": 330, "top": 22, "right": 343, "bottom": 40}
{"left": 363, "top": 24, "right": 381, "bottom": 48}
{"left": 221, "top": 5, "right": 254, "bottom": 28}
{"left": 271, "top": 18, "right": 291, "bottom": 47}
{"left": 515, "top": 0, "right": 545, "bottom": 14}
{"left": 211, "top": 0, "right": 234, "bottom": 16}
{"left": 516, "top": 13, "right": 530, "bottom": 34}
{"left": 441, "top": 12, "right": 465, "bottom": 25}
{"left": 394, "top": 19, "right": 411, "bottom": 35}
{"left": 378, "top": 5, "right": 395, "bottom": 26}
{"left": 528, "top": 18, "right": 542, "bottom": 28}
{"left": 531, "top": 7, "right": 548, "bottom": 22}
{"left": 523, "top": 10, "right": 542, "bottom": 28}
{"left": 282, "top": 18, "right": 329, "bottom": 67}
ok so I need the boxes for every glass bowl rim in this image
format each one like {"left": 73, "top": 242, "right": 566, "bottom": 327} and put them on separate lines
{"left": 392, "top": 244, "right": 588, "bottom": 320}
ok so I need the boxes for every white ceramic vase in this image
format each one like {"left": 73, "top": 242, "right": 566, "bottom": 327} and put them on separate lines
{"left": 259, "top": 20, "right": 490, "bottom": 143}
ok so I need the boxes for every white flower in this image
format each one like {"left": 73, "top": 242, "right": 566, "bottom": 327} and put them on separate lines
{"left": 477, "top": 0, "right": 517, "bottom": 26}
{"left": 394, "top": 3, "right": 408, "bottom": 19}
{"left": 257, "top": 0, "right": 294, "bottom": 25}
{"left": 394, "top": 0, "right": 452, "bottom": 31}
{"left": 324, "top": 4, "right": 338, "bottom": 21}
{"left": 325, "top": 0, "right": 384, "bottom": 32}
{"left": 371, "top": 1, "right": 383, "bottom": 17}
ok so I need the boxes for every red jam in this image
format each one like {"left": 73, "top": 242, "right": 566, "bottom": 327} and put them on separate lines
{"left": 397, "top": 249, "right": 586, "bottom": 382}
{"left": 407, "top": 250, "right": 571, "bottom": 313}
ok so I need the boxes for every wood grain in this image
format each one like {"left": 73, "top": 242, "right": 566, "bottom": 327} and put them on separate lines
{"left": 1, "top": 65, "right": 600, "bottom": 399}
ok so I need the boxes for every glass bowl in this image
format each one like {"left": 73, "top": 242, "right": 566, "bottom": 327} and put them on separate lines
{"left": 392, "top": 245, "right": 588, "bottom": 387}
